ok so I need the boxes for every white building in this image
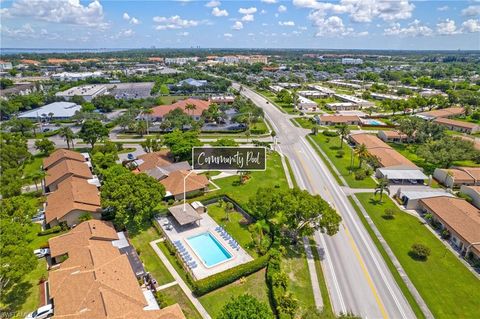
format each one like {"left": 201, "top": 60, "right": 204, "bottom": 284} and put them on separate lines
{"left": 56, "top": 84, "right": 107, "bottom": 102}
{"left": 296, "top": 96, "right": 317, "bottom": 111}
{"left": 370, "top": 93, "right": 407, "bottom": 101}
{"left": 326, "top": 102, "right": 359, "bottom": 111}
{"left": 334, "top": 93, "right": 375, "bottom": 107}
{"left": 308, "top": 85, "right": 335, "bottom": 95}
{"left": 51, "top": 71, "right": 104, "bottom": 81}
{"left": 18, "top": 102, "right": 81, "bottom": 120}
{"left": 298, "top": 90, "right": 326, "bottom": 99}
{"left": 341, "top": 58, "right": 363, "bottom": 65}
{"left": 269, "top": 85, "right": 285, "bottom": 93}
{"left": 164, "top": 57, "right": 199, "bottom": 65}
{"left": 0, "top": 61, "right": 13, "bottom": 71}
{"left": 328, "top": 80, "right": 362, "bottom": 90}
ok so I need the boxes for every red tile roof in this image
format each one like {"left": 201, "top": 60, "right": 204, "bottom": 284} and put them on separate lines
{"left": 151, "top": 98, "right": 210, "bottom": 118}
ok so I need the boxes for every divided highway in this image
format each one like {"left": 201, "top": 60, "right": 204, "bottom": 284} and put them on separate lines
{"left": 234, "top": 83, "right": 415, "bottom": 319}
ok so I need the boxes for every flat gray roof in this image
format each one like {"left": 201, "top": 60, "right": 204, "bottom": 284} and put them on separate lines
{"left": 378, "top": 168, "right": 428, "bottom": 180}
{"left": 400, "top": 190, "right": 454, "bottom": 200}
{"left": 168, "top": 204, "right": 202, "bottom": 226}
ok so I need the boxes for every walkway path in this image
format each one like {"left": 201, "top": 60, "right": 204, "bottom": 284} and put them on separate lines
{"left": 150, "top": 239, "right": 211, "bottom": 319}
{"left": 303, "top": 237, "right": 324, "bottom": 310}
{"left": 156, "top": 281, "right": 178, "bottom": 291}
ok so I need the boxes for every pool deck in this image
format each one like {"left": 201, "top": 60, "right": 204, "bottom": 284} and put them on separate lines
{"left": 155, "top": 213, "right": 253, "bottom": 280}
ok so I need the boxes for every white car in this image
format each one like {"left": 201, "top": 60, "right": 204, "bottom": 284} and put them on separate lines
{"left": 33, "top": 248, "right": 50, "bottom": 258}
{"left": 25, "top": 304, "right": 53, "bottom": 319}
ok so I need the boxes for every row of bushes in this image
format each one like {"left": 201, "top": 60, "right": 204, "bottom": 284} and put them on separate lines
{"left": 38, "top": 225, "right": 62, "bottom": 236}
{"left": 266, "top": 249, "right": 298, "bottom": 319}
{"left": 190, "top": 252, "right": 270, "bottom": 296}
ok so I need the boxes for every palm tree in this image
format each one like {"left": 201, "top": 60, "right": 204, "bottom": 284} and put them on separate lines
{"left": 59, "top": 126, "right": 75, "bottom": 149}
{"left": 311, "top": 125, "right": 319, "bottom": 136}
{"left": 25, "top": 170, "right": 46, "bottom": 191}
{"left": 225, "top": 202, "right": 234, "bottom": 222}
{"left": 354, "top": 143, "right": 369, "bottom": 168}
{"left": 374, "top": 178, "right": 390, "bottom": 202}
{"left": 143, "top": 108, "right": 153, "bottom": 135}
{"left": 245, "top": 129, "right": 251, "bottom": 144}
{"left": 336, "top": 124, "right": 350, "bottom": 149}
{"left": 136, "top": 120, "right": 147, "bottom": 137}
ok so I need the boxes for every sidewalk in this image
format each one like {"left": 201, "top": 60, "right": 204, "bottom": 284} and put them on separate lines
{"left": 150, "top": 239, "right": 211, "bottom": 319}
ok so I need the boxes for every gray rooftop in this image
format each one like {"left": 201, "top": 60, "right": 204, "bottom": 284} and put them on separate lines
{"left": 378, "top": 168, "right": 428, "bottom": 180}
{"left": 168, "top": 204, "right": 202, "bottom": 226}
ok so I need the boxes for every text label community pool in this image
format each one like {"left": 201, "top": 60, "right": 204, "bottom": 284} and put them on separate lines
{"left": 192, "top": 147, "right": 266, "bottom": 171}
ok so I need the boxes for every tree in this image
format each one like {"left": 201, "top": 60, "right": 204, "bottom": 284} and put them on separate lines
{"left": 0, "top": 133, "right": 31, "bottom": 170}
{"left": 24, "top": 170, "right": 46, "bottom": 191}
{"left": 91, "top": 94, "right": 118, "bottom": 112}
{"left": 141, "top": 137, "right": 162, "bottom": 153}
{"left": 217, "top": 294, "right": 273, "bottom": 319}
{"left": 101, "top": 165, "right": 166, "bottom": 232}
{"left": 78, "top": 212, "right": 92, "bottom": 222}
{"left": 165, "top": 108, "right": 192, "bottom": 130}
{"left": 397, "top": 117, "right": 419, "bottom": 143}
{"left": 78, "top": 120, "right": 108, "bottom": 148}
{"left": 34, "top": 138, "right": 55, "bottom": 155}
{"left": 225, "top": 202, "right": 234, "bottom": 221}
{"left": 185, "top": 103, "right": 197, "bottom": 116}
{"left": 135, "top": 120, "right": 148, "bottom": 137}
{"left": 163, "top": 129, "right": 202, "bottom": 161}
{"left": 8, "top": 118, "right": 34, "bottom": 136}
{"left": 336, "top": 124, "right": 350, "bottom": 149}
{"left": 70, "top": 95, "right": 86, "bottom": 106}
{"left": 384, "top": 208, "right": 396, "bottom": 220}
{"left": 374, "top": 178, "right": 390, "bottom": 202}
{"left": 311, "top": 125, "right": 319, "bottom": 136}
{"left": 354, "top": 143, "right": 369, "bottom": 168}
{"left": 418, "top": 136, "right": 477, "bottom": 168}
{"left": 58, "top": 126, "right": 75, "bottom": 149}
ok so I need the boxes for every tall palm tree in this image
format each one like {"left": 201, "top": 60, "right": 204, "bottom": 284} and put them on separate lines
{"left": 354, "top": 143, "right": 369, "bottom": 168}
{"left": 374, "top": 178, "right": 390, "bottom": 202}
{"left": 25, "top": 170, "right": 46, "bottom": 191}
{"left": 336, "top": 124, "right": 350, "bottom": 149}
{"left": 59, "top": 126, "right": 75, "bottom": 149}
{"left": 311, "top": 125, "right": 319, "bottom": 136}
{"left": 143, "top": 108, "right": 153, "bottom": 135}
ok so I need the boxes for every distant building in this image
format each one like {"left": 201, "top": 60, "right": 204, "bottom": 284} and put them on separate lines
{"left": 296, "top": 96, "right": 317, "bottom": 111}
{"left": 51, "top": 71, "right": 104, "bottom": 81}
{"left": 334, "top": 93, "right": 375, "bottom": 108}
{"left": 433, "top": 118, "right": 480, "bottom": 134}
{"left": 433, "top": 167, "right": 480, "bottom": 188}
{"left": 177, "top": 78, "right": 207, "bottom": 87}
{"left": 210, "top": 95, "right": 235, "bottom": 105}
{"left": 164, "top": 57, "right": 199, "bottom": 65}
{"left": 147, "top": 98, "right": 211, "bottom": 122}
{"left": 326, "top": 102, "right": 359, "bottom": 111}
{"left": 0, "top": 82, "right": 39, "bottom": 99}
{"left": 341, "top": 58, "right": 363, "bottom": 65}
{"left": 0, "top": 60, "right": 13, "bottom": 71}
{"left": 377, "top": 130, "right": 408, "bottom": 143}
{"left": 18, "top": 101, "right": 81, "bottom": 120}
{"left": 55, "top": 84, "right": 107, "bottom": 101}
{"left": 416, "top": 107, "right": 465, "bottom": 120}
{"left": 328, "top": 80, "right": 362, "bottom": 90}
{"left": 317, "top": 115, "right": 361, "bottom": 126}
{"left": 297, "top": 90, "right": 326, "bottom": 99}
{"left": 460, "top": 185, "right": 480, "bottom": 209}
{"left": 370, "top": 93, "right": 407, "bottom": 101}
{"left": 308, "top": 85, "right": 335, "bottom": 96}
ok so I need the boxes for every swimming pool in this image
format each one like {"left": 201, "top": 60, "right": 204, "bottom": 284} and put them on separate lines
{"left": 363, "top": 119, "right": 385, "bottom": 126}
{"left": 186, "top": 232, "right": 232, "bottom": 268}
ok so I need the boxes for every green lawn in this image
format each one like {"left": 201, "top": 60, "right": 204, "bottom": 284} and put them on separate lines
{"left": 22, "top": 154, "right": 46, "bottom": 185}
{"left": 158, "top": 285, "right": 202, "bottom": 319}
{"left": 198, "top": 269, "right": 271, "bottom": 318}
{"left": 207, "top": 204, "right": 258, "bottom": 257}
{"left": 293, "top": 117, "right": 316, "bottom": 129}
{"left": 257, "top": 89, "right": 298, "bottom": 114}
{"left": 309, "top": 133, "right": 377, "bottom": 188}
{"left": 250, "top": 120, "right": 268, "bottom": 134}
{"left": 157, "top": 241, "right": 193, "bottom": 289}
{"left": 354, "top": 193, "right": 480, "bottom": 319}
{"left": 159, "top": 95, "right": 188, "bottom": 105}
{"left": 283, "top": 244, "right": 316, "bottom": 315}
{"left": 129, "top": 227, "right": 175, "bottom": 285}
{"left": 389, "top": 143, "right": 480, "bottom": 175}
{"left": 211, "top": 152, "right": 290, "bottom": 207}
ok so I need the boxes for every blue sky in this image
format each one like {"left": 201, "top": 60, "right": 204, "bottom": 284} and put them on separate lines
{"left": 1, "top": 0, "right": 479, "bottom": 50}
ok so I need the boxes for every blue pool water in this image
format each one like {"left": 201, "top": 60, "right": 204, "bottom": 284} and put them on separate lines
{"left": 187, "top": 232, "right": 232, "bottom": 267}
{"left": 364, "top": 119, "right": 384, "bottom": 126}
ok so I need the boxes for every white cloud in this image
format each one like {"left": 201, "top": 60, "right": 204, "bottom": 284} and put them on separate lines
{"left": 261, "top": 0, "right": 277, "bottom": 3}
{"left": 436, "top": 19, "right": 459, "bottom": 35}
{"left": 153, "top": 15, "right": 202, "bottom": 30}
{"left": 310, "top": 15, "right": 354, "bottom": 36}
{"left": 212, "top": 7, "right": 228, "bottom": 17}
{"left": 262, "top": 23, "right": 269, "bottom": 26}
{"left": 279, "top": 21, "right": 295, "bottom": 26}
{"left": 113, "top": 29, "right": 135, "bottom": 38}
{"left": 205, "top": 0, "right": 220, "bottom": 7}
{"left": 462, "top": 5, "right": 480, "bottom": 17}
{"left": 123, "top": 12, "right": 140, "bottom": 25}
{"left": 462, "top": 19, "right": 480, "bottom": 33}
{"left": 2, "top": 0, "right": 108, "bottom": 28}
{"left": 278, "top": 5, "right": 287, "bottom": 13}
{"left": 293, "top": 0, "right": 415, "bottom": 23}
{"left": 298, "top": 26, "right": 307, "bottom": 30}
{"left": 241, "top": 14, "right": 254, "bottom": 22}
{"left": 232, "top": 21, "right": 243, "bottom": 30}
{"left": 178, "top": 31, "right": 189, "bottom": 36}
{"left": 384, "top": 20, "right": 433, "bottom": 37}
{"left": 238, "top": 7, "right": 257, "bottom": 15}
{"left": 224, "top": 32, "right": 233, "bottom": 37}
{"left": 248, "top": 32, "right": 255, "bottom": 36}
{"left": 260, "top": 9, "right": 267, "bottom": 14}
{"left": 437, "top": 6, "right": 449, "bottom": 12}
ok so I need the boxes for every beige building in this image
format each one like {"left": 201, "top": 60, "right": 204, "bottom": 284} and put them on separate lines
{"left": 317, "top": 115, "right": 361, "bottom": 126}
{"left": 433, "top": 167, "right": 480, "bottom": 188}
{"left": 419, "top": 197, "right": 480, "bottom": 261}
{"left": 377, "top": 130, "right": 408, "bottom": 143}
{"left": 460, "top": 185, "right": 480, "bottom": 209}
{"left": 433, "top": 118, "right": 480, "bottom": 134}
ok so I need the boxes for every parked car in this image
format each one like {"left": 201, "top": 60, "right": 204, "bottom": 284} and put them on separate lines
{"left": 127, "top": 153, "right": 135, "bottom": 160}
{"left": 25, "top": 304, "right": 53, "bottom": 319}
{"left": 31, "top": 213, "right": 45, "bottom": 222}
{"left": 42, "top": 128, "right": 50, "bottom": 132}
{"left": 33, "top": 248, "right": 50, "bottom": 258}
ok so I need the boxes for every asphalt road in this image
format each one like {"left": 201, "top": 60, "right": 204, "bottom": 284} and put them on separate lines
{"left": 234, "top": 83, "right": 415, "bottom": 319}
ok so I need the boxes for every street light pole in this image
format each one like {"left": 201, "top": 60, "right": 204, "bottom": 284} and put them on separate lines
{"left": 183, "top": 170, "right": 195, "bottom": 212}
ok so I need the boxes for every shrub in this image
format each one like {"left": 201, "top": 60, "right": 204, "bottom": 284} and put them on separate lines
{"left": 322, "top": 130, "right": 339, "bottom": 137}
{"left": 192, "top": 253, "right": 270, "bottom": 296}
{"left": 336, "top": 150, "right": 345, "bottom": 158}
{"left": 354, "top": 169, "right": 366, "bottom": 180}
{"left": 167, "top": 199, "right": 175, "bottom": 205}
{"left": 383, "top": 208, "right": 396, "bottom": 220}
{"left": 38, "top": 225, "right": 62, "bottom": 236}
{"left": 410, "top": 243, "right": 431, "bottom": 260}
{"left": 441, "top": 229, "right": 450, "bottom": 239}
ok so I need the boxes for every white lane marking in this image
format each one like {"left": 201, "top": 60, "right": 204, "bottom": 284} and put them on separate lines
{"left": 300, "top": 138, "right": 409, "bottom": 319}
